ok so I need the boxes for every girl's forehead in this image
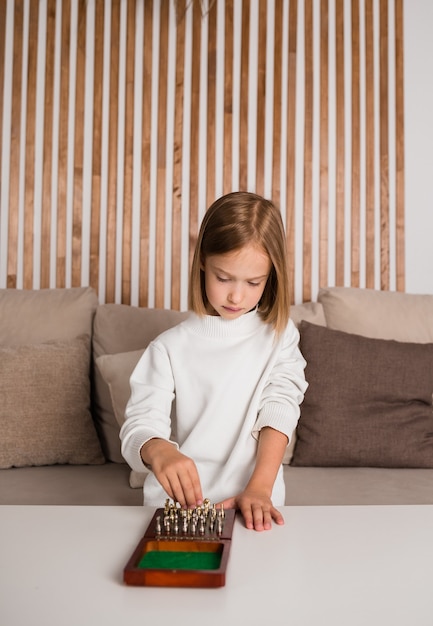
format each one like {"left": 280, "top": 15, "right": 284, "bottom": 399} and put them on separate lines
{"left": 206, "top": 244, "right": 271, "bottom": 275}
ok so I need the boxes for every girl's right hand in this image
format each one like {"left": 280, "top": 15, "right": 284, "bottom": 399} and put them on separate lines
{"left": 140, "top": 438, "right": 203, "bottom": 509}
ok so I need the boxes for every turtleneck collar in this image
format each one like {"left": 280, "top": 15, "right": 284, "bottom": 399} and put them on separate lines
{"left": 184, "top": 307, "right": 265, "bottom": 339}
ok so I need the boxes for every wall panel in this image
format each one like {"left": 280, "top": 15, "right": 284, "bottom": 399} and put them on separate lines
{"left": 0, "top": 0, "right": 405, "bottom": 307}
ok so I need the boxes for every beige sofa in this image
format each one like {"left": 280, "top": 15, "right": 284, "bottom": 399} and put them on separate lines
{"left": 1, "top": 286, "right": 433, "bottom": 507}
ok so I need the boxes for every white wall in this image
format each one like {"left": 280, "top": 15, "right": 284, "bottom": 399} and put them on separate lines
{"left": 404, "top": 0, "right": 433, "bottom": 294}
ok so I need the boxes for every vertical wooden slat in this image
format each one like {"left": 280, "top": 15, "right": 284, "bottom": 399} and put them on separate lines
{"left": 122, "top": 0, "right": 136, "bottom": 304}
{"left": 206, "top": 0, "right": 217, "bottom": 207}
{"left": 23, "top": 0, "right": 39, "bottom": 289}
{"left": 188, "top": 1, "right": 201, "bottom": 270}
{"left": 286, "top": 0, "right": 298, "bottom": 303}
{"left": 71, "top": 0, "right": 86, "bottom": 287}
{"left": 223, "top": 0, "right": 233, "bottom": 195}
{"left": 0, "top": 1, "right": 7, "bottom": 208}
{"left": 239, "top": 0, "right": 250, "bottom": 190}
{"left": 7, "top": 0, "right": 24, "bottom": 289}
{"left": 139, "top": 0, "right": 153, "bottom": 307}
{"left": 255, "top": 0, "right": 267, "bottom": 197}
{"left": 319, "top": 0, "right": 329, "bottom": 289}
{"left": 106, "top": 0, "right": 120, "bottom": 302}
{"left": 335, "top": 0, "right": 345, "bottom": 285}
{"left": 271, "top": 0, "right": 283, "bottom": 207}
{"left": 379, "top": 0, "right": 389, "bottom": 290}
{"left": 154, "top": 0, "right": 169, "bottom": 308}
{"left": 56, "top": 0, "right": 71, "bottom": 287}
{"left": 303, "top": 0, "right": 313, "bottom": 302}
{"left": 40, "top": 0, "right": 57, "bottom": 288}
{"left": 395, "top": 0, "right": 405, "bottom": 291}
{"left": 89, "top": 0, "right": 104, "bottom": 295}
{"left": 171, "top": 0, "right": 186, "bottom": 310}
{"left": 351, "top": 0, "right": 360, "bottom": 286}
{"left": 364, "top": 0, "right": 375, "bottom": 289}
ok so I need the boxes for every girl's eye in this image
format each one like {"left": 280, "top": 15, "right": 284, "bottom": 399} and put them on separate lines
{"left": 248, "top": 281, "right": 260, "bottom": 287}
{"left": 217, "top": 276, "right": 229, "bottom": 283}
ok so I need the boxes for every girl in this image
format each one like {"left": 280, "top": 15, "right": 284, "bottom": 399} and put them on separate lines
{"left": 120, "top": 192, "right": 308, "bottom": 531}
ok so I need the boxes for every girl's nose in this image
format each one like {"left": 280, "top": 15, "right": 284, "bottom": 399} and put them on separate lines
{"left": 228, "top": 284, "right": 243, "bottom": 304}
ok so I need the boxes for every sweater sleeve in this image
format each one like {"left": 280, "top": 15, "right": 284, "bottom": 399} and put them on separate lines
{"left": 119, "top": 341, "right": 178, "bottom": 473}
{"left": 252, "top": 320, "right": 308, "bottom": 442}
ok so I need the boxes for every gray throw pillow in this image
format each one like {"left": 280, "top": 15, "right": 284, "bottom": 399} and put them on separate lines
{"left": 292, "top": 322, "right": 433, "bottom": 468}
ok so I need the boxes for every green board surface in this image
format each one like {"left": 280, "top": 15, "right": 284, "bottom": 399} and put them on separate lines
{"left": 138, "top": 550, "right": 221, "bottom": 571}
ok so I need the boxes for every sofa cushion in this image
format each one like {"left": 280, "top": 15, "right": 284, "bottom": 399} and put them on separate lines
{"left": 292, "top": 322, "right": 433, "bottom": 468}
{"left": 0, "top": 335, "right": 104, "bottom": 468}
{"left": 92, "top": 305, "right": 189, "bottom": 462}
{"left": 0, "top": 463, "right": 143, "bottom": 505}
{"left": 1, "top": 463, "right": 433, "bottom": 506}
{"left": 283, "top": 467, "right": 433, "bottom": 505}
{"left": 318, "top": 286, "right": 433, "bottom": 341}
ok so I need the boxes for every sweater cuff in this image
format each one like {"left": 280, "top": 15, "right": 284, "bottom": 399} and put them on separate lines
{"left": 122, "top": 434, "right": 179, "bottom": 473}
{"left": 252, "top": 401, "right": 300, "bottom": 442}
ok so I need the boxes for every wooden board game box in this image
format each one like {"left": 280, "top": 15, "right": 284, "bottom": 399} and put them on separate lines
{"left": 124, "top": 500, "right": 236, "bottom": 588}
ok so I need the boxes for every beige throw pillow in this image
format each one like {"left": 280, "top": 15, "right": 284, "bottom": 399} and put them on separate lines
{"left": 318, "top": 287, "right": 433, "bottom": 342}
{"left": 0, "top": 336, "right": 105, "bottom": 468}
{"left": 96, "top": 349, "right": 148, "bottom": 487}
{"left": 96, "top": 349, "right": 145, "bottom": 426}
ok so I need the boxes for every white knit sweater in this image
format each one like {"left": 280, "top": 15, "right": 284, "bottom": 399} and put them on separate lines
{"left": 120, "top": 309, "right": 308, "bottom": 506}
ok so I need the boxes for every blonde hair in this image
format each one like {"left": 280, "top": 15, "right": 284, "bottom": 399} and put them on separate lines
{"left": 189, "top": 191, "right": 291, "bottom": 335}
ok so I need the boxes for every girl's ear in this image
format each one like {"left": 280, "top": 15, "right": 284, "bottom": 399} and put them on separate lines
{"left": 200, "top": 254, "right": 206, "bottom": 271}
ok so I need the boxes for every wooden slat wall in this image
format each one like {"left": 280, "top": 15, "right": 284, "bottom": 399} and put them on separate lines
{"left": 0, "top": 0, "right": 405, "bottom": 307}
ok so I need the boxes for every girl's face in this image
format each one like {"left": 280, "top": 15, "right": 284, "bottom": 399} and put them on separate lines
{"left": 203, "top": 243, "right": 271, "bottom": 319}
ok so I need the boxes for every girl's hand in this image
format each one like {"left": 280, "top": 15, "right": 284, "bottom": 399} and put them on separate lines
{"left": 141, "top": 438, "right": 203, "bottom": 509}
{"left": 219, "top": 489, "right": 284, "bottom": 531}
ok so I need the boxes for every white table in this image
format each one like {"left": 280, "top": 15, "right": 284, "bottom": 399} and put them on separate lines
{"left": 1, "top": 505, "right": 432, "bottom": 626}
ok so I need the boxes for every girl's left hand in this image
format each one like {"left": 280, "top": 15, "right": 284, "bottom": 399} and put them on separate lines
{"left": 218, "top": 490, "right": 284, "bottom": 531}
